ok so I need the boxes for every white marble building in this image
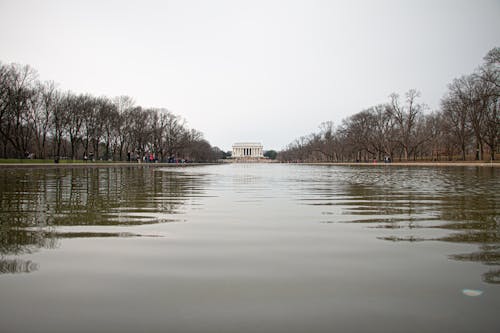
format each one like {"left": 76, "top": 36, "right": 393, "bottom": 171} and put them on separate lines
{"left": 232, "top": 142, "right": 264, "bottom": 158}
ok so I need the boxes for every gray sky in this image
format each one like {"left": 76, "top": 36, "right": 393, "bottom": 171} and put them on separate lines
{"left": 1, "top": 0, "right": 499, "bottom": 151}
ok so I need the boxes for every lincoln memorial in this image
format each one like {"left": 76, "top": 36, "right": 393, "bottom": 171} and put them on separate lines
{"left": 232, "top": 142, "right": 264, "bottom": 158}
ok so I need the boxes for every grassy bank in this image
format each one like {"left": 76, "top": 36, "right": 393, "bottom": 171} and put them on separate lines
{"left": 0, "top": 158, "right": 97, "bottom": 164}
{"left": 0, "top": 158, "right": 500, "bottom": 167}
{"left": 0, "top": 159, "right": 221, "bottom": 168}
{"left": 301, "top": 161, "right": 500, "bottom": 167}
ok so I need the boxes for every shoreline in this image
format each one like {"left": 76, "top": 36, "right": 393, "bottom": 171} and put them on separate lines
{"left": 0, "top": 161, "right": 498, "bottom": 168}
{"left": 300, "top": 161, "right": 500, "bottom": 167}
{"left": 0, "top": 162, "right": 221, "bottom": 169}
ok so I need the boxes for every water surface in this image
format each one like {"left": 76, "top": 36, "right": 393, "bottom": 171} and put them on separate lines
{"left": 0, "top": 164, "right": 498, "bottom": 332}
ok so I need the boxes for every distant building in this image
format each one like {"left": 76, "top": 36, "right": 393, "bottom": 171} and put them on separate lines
{"left": 232, "top": 142, "right": 264, "bottom": 158}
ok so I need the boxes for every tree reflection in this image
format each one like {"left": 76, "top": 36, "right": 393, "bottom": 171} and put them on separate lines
{"left": 0, "top": 229, "right": 60, "bottom": 256}
{"left": 303, "top": 166, "right": 500, "bottom": 284}
{"left": 0, "top": 259, "right": 38, "bottom": 274}
{"left": 0, "top": 167, "right": 201, "bottom": 227}
{"left": 0, "top": 228, "right": 56, "bottom": 275}
{"left": 0, "top": 167, "right": 204, "bottom": 273}
{"left": 482, "top": 270, "right": 500, "bottom": 284}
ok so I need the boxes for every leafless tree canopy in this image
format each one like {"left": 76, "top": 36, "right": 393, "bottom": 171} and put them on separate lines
{"left": 279, "top": 47, "right": 499, "bottom": 162}
{"left": 0, "top": 62, "right": 221, "bottom": 162}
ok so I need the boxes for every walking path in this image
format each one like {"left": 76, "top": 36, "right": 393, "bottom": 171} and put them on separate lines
{"left": 0, "top": 162, "right": 220, "bottom": 168}
{"left": 303, "top": 161, "right": 499, "bottom": 167}
{"left": 1, "top": 161, "right": 499, "bottom": 168}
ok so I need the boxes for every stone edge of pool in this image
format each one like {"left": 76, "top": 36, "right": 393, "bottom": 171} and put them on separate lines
{"left": 0, "top": 161, "right": 498, "bottom": 168}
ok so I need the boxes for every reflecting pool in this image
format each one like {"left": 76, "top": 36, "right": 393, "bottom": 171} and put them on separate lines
{"left": 0, "top": 164, "right": 499, "bottom": 332}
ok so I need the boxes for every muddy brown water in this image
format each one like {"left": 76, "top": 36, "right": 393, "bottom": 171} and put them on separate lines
{"left": 1, "top": 164, "right": 499, "bottom": 332}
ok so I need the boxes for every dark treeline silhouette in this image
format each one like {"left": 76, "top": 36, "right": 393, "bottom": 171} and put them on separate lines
{"left": 279, "top": 47, "right": 499, "bottom": 162}
{"left": 0, "top": 62, "right": 223, "bottom": 162}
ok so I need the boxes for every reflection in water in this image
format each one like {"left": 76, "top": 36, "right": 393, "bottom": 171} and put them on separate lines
{"left": 0, "top": 167, "right": 205, "bottom": 228}
{"left": 0, "top": 229, "right": 59, "bottom": 256}
{"left": 0, "top": 259, "right": 38, "bottom": 274}
{"left": 0, "top": 167, "right": 206, "bottom": 272}
{"left": 483, "top": 270, "right": 500, "bottom": 284}
{"left": 450, "top": 244, "right": 500, "bottom": 265}
{"left": 0, "top": 164, "right": 499, "bottom": 284}
{"left": 0, "top": 164, "right": 499, "bottom": 333}
{"left": 295, "top": 165, "right": 499, "bottom": 284}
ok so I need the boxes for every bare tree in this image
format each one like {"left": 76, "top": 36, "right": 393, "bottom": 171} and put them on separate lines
{"left": 127, "top": 106, "right": 152, "bottom": 157}
{"left": 388, "top": 89, "right": 426, "bottom": 161}
{"left": 51, "top": 91, "right": 67, "bottom": 159}
{"left": 0, "top": 64, "right": 39, "bottom": 158}
{"left": 163, "top": 111, "right": 188, "bottom": 159}
{"left": 479, "top": 51, "right": 499, "bottom": 160}
{"left": 441, "top": 86, "right": 472, "bottom": 160}
{"left": 0, "top": 62, "right": 11, "bottom": 157}
{"left": 313, "top": 121, "right": 337, "bottom": 161}
{"left": 372, "top": 104, "right": 397, "bottom": 160}
{"left": 31, "top": 81, "right": 58, "bottom": 158}
{"left": 100, "top": 98, "right": 119, "bottom": 160}
{"left": 113, "top": 96, "right": 135, "bottom": 160}
{"left": 64, "top": 93, "right": 86, "bottom": 159}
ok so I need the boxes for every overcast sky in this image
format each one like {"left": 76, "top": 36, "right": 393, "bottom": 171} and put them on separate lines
{"left": 1, "top": 0, "right": 499, "bottom": 151}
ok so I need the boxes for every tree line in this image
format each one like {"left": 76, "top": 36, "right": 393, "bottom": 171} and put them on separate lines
{"left": 0, "top": 62, "right": 222, "bottom": 162}
{"left": 279, "top": 47, "right": 499, "bottom": 162}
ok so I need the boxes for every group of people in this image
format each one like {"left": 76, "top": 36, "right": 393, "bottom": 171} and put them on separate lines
{"left": 125, "top": 151, "right": 188, "bottom": 163}
{"left": 126, "top": 151, "right": 157, "bottom": 163}
{"left": 78, "top": 151, "right": 188, "bottom": 163}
